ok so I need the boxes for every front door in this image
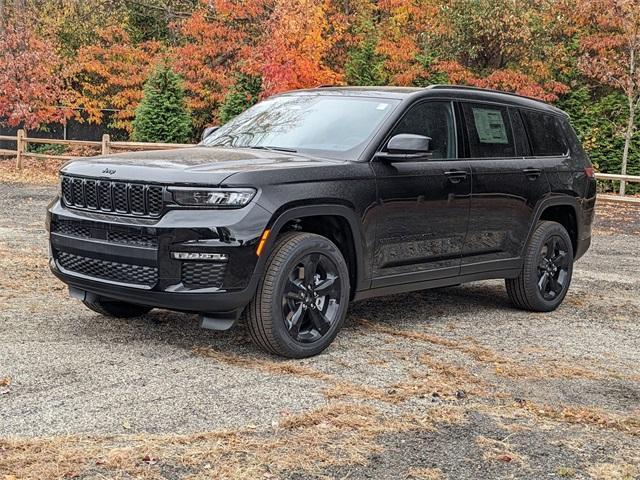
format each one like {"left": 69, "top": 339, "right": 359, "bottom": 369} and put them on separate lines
{"left": 370, "top": 100, "right": 471, "bottom": 288}
{"left": 459, "top": 103, "right": 550, "bottom": 274}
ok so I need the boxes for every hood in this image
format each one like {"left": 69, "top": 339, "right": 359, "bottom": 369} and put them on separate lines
{"left": 60, "top": 146, "right": 342, "bottom": 185}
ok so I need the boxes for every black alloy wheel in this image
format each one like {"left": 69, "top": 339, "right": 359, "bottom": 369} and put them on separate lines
{"left": 282, "top": 253, "right": 342, "bottom": 343}
{"left": 247, "top": 232, "right": 350, "bottom": 358}
{"left": 506, "top": 220, "right": 574, "bottom": 312}
{"left": 537, "top": 235, "right": 571, "bottom": 301}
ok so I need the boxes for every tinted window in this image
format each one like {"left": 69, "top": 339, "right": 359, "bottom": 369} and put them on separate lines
{"left": 509, "top": 108, "right": 531, "bottom": 157}
{"left": 389, "top": 101, "right": 456, "bottom": 159}
{"left": 462, "top": 103, "right": 515, "bottom": 158}
{"left": 520, "top": 110, "right": 568, "bottom": 156}
{"left": 203, "top": 95, "right": 400, "bottom": 160}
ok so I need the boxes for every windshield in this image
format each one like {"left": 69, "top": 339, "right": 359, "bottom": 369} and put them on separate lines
{"left": 202, "top": 95, "right": 400, "bottom": 160}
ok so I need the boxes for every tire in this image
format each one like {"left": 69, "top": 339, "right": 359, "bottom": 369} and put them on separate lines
{"left": 247, "top": 232, "right": 351, "bottom": 358}
{"left": 506, "top": 221, "right": 574, "bottom": 312}
{"left": 82, "top": 297, "right": 153, "bottom": 318}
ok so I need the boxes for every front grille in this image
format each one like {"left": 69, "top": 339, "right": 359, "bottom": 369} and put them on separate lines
{"left": 61, "top": 176, "right": 165, "bottom": 217}
{"left": 57, "top": 251, "right": 158, "bottom": 287}
{"left": 107, "top": 231, "right": 158, "bottom": 248}
{"left": 51, "top": 221, "right": 91, "bottom": 238}
{"left": 181, "top": 262, "right": 226, "bottom": 289}
{"left": 51, "top": 221, "right": 158, "bottom": 248}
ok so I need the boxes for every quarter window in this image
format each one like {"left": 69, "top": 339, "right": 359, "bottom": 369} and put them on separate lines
{"left": 520, "top": 110, "right": 568, "bottom": 156}
{"left": 389, "top": 101, "right": 456, "bottom": 159}
{"left": 509, "top": 108, "right": 531, "bottom": 157}
{"left": 462, "top": 103, "right": 515, "bottom": 158}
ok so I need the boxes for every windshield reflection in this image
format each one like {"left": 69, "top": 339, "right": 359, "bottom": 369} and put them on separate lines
{"left": 203, "top": 95, "right": 400, "bottom": 160}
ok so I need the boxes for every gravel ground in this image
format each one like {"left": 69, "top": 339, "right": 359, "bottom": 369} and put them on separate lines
{"left": 0, "top": 182, "right": 639, "bottom": 479}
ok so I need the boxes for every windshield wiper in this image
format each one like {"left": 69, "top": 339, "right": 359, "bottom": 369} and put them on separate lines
{"left": 246, "top": 145, "right": 298, "bottom": 153}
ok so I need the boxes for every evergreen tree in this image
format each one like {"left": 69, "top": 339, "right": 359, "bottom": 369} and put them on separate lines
{"left": 345, "top": 24, "right": 386, "bottom": 86}
{"left": 218, "top": 74, "right": 262, "bottom": 124}
{"left": 132, "top": 63, "right": 192, "bottom": 143}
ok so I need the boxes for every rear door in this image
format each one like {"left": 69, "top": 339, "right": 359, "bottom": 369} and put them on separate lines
{"left": 460, "top": 102, "right": 550, "bottom": 274}
{"left": 370, "top": 100, "right": 471, "bottom": 287}
{"left": 519, "top": 109, "right": 574, "bottom": 195}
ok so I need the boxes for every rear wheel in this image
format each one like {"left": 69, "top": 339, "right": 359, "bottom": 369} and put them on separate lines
{"left": 506, "top": 221, "right": 573, "bottom": 312}
{"left": 82, "top": 297, "right": 153, "bottom": 318}
{"left": 247, "top": 232, "right": 350, "bottom": 358}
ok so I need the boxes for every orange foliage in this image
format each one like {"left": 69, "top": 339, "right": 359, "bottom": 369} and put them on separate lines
{"left": 172, "top": 0, "right": 272, "bottom": 126}
{"left": 377, "top": 0, "right": 440, "bottom": 85}
{"left": 0, "top": 23, "right": 71, "bottom": 129}
{"left": 71, "top": 26, "right": 161, "bottom": 131}
{"left": 258, "top": 0, "right": 344, "bottom": 95}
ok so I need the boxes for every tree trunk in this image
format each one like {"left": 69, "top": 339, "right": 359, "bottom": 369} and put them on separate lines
{"left": 620, "top": 98, "right": 636, "bottom": 195}
{"left": 620, "top": 43, "right": 637, "bottom": 196}
{"left": 0, "top": 0, "right": 4, "bottom": 34}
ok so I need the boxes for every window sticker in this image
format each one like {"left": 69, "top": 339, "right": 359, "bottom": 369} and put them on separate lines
{"left": 472, "top": 108, "right": 508, "bottom": 144}
{"left": 376, "top": 103, "right": 389, "bottom": 110}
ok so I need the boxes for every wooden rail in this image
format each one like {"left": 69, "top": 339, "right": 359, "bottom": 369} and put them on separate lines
{"left": 0, "top": 129, "right": 194, "bottom": 169}
{"left": 1, "top": 129, "right": 639, "bottom": 202}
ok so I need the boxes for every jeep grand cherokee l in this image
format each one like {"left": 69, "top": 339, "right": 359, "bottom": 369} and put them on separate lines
{"left": 47, "top": 85, "right": 596, "bottom": 358}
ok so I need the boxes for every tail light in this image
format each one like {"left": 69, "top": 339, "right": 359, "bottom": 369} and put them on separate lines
{"left": 584, "top": 167, "right": 595, "bottom": 178}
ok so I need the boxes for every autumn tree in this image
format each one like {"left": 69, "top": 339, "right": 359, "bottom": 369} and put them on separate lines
{"left": 432, "top": 0, "right": 568, "bottom": 100}
{"left": 257, "top": 0, "right": 344, "bottom": 95}
{"left": 71, "top": 26, "right": 161, "bottom": 132}
{"left": 376, "top": 0, "right": 440, "bottom": 85}
{"left": 173, "top": 0, "right": 272, "bottom": 128}
{"left": 576, "top": 0, "right": 640, "bottom": 194}
{"left": 0, "top": 22, "right": 71, "bottom": 129}
{"left": 132, "top": 63, "right": 192, "bottom": 143}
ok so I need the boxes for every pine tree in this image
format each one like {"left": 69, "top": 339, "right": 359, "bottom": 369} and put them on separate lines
{"left": 132, "top": 63, "right": 192, "bottom": 143}
{"left": 218, "top": 74, "right": 262, "bottom": 124}
{"left": 345, "top": 27, "right": 386, "bottom": 87}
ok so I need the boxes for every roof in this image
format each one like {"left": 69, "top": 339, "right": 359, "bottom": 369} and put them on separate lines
{"left": 282, "top": 85, "right": 566, "bottom": 116}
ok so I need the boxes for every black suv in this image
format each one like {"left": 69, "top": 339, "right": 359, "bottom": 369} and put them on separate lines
{"left": 47, "top": 86, "right": 596, "bottom": 358}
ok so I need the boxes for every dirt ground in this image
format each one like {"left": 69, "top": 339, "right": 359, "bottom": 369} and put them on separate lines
{"left": 0, "top": 182, "right": 638, "bottom": 480}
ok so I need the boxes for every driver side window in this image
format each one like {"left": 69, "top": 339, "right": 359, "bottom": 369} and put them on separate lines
{"left": 389, "top": 101, "right": 456, "bottom": 159}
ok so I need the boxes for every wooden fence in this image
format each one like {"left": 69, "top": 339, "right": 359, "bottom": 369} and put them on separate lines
{"left": 1, "top": 129, "right": 639, "bottom": 203}
{"left": 0, "top": 129, "right": 192, "bottom": 169}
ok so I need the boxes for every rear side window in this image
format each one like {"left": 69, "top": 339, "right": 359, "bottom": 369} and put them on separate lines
{"left": 461, "top": 103, "right": 515, "bottom": 158}
{"left": 520, "top": 110, "right": 568, "bottom": 156}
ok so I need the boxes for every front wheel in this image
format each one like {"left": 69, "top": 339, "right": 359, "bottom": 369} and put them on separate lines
{"left": 247, "top": 232, "right": 350, "bottom": 358}
{"left": 506, "top": 221, "right": 574, "bottom": 312}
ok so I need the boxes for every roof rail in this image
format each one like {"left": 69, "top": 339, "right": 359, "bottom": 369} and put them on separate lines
{"left": 426, "top": 84, "right": 548, "bottom": 104}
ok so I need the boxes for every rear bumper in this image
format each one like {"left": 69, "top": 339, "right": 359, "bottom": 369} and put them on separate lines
{"left": 47, "top": 198, "right": 271, "bottom": 316}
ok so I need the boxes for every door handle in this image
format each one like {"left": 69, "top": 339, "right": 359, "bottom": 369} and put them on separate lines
{"left": 444, "top": 170, "right": 468, "bottom": 184}
{"left": 522, "top": 167, "right": 542, "bottom": 180}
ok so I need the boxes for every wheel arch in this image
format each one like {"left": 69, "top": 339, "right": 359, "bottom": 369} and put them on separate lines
{"left": 256, "top": 204, "right": 368, "bottom": 295}
{"left": 529, "top": 196, "right": 582, "bottom": 257}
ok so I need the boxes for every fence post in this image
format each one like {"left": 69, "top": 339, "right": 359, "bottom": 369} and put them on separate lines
{"left": 16, "top": 129, "right": 26, "bottom": 170}
{"left": 101, "top": 134, "right": 111, "bottom": 155}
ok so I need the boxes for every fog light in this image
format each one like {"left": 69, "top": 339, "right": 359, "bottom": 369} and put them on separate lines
{"left": 171, "top": 252, "right": 228, "bottom": 261}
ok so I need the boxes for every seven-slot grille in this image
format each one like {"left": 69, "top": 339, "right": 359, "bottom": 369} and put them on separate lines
{"left": 61, "top": 176, "right": 164, "bottom": 217}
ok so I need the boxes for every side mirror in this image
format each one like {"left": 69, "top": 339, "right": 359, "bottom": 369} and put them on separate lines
{"left": 201, "top": 125, "right": 220, "bottom": 142}
{"left": 376, "top": 134, "right": 433, "bottom": 162}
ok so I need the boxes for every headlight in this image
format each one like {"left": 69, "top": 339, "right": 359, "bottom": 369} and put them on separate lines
{"left": 169, "top": 187, "right": 256, "bottom": 208}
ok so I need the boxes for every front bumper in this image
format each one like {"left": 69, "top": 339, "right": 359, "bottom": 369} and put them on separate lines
{"left": 47, "top": 198, "right": 272, "bottom": 316}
